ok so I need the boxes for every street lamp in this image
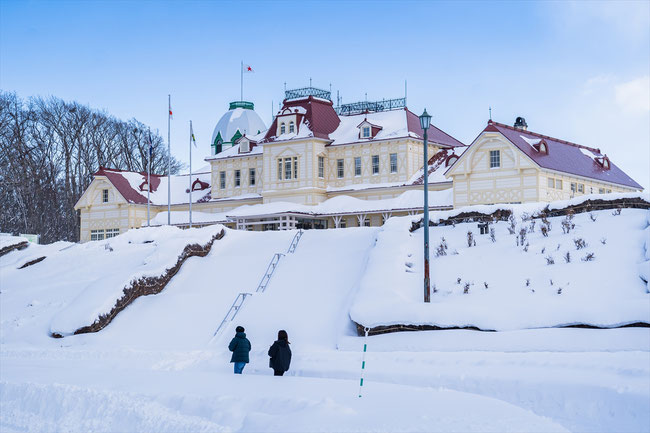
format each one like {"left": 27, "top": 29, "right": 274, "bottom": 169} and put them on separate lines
{"left": 420, "top": 109, "right": 432, "bottom": 302}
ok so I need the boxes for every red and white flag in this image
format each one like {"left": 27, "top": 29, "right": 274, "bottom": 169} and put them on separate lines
{"left": 243, "top": 64, "right": 254, "bottom": 73}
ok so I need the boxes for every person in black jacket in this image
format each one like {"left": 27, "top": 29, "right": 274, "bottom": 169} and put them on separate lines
{"left": 228, "top": 326, "right": 251, "bottom": 374}
{"left": 268, "top": 330, "right": 291, "bottom": 376}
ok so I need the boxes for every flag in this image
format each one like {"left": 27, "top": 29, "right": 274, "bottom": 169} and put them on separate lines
{"left": 243, "top": 64, "right": 254, "bottom": 73}
{"left": 190, "top": 123, "right": 197, "bottom": 147}
{"left": 148, "top": 132, "right": 153, "bottom": 158}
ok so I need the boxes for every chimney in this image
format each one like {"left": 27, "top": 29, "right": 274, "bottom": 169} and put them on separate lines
{"left": 514, "top": 117, "right": 528, "bottom": 130}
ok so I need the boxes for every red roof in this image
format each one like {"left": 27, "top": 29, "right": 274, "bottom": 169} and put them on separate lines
{"left": 264, "top": 96, "right": 340, "bottom": 141}
{"left": 486, "top": 121, "right": 642, "bottom": 189}
{"left": 95, "top": 167, "right": 161, "bottom": 204}
{"left": 405, "top": 109, "right": 465, "bottom": 148}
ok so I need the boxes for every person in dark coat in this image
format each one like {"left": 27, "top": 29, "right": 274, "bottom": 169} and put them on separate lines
{"left": 228, "top": 326, "right": 251, "bottom": 374}
{"left": 268, "top": 329, "right": 291, "bottom": 376}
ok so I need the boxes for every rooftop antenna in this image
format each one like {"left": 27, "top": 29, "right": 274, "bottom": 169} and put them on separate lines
{"left": 309, "top": 77, "right": 312, "bottom": 87}
{"left": 329, "top": 83, "right": 332, "bottom": 93}
{"left": 271, "top": 100, "right": 274, "bottom": 122}
{"left": 284, "top": 82, "right": 287, "bottom": 92}
{"left": 336, "top": 90, "right": 340, "bottom": 108}
{"left": 404, "top": 80, "right": 407, "bottom": 106}
{"left": 365, "top": 92, "right": 368, "bottom": 102}
{"left": 489, "top": 106, "right": 492, "bottom": 120}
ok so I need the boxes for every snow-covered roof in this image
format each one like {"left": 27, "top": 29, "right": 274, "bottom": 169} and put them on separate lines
{"left": 150, "top": 190, "right": 452, "bottom": 226}
{"left": 210, "top": 105, "right": 267, "bottom": 150}
{"left": 95, "top": 168, "right": 211, "bottom": 206}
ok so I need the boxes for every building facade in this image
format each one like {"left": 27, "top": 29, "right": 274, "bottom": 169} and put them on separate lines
{"left": 446, "top": 118, "right": 642, "bottom": 207}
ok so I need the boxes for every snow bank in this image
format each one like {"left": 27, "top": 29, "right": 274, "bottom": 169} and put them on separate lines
{"left": 0, "top": 235, "right": 29, "bottom": 257}
{"left": 48, "top": 225, "right": 225, "bottom": 336}
{"left": 351, "top": 201, "right": 650, "bottom": 331}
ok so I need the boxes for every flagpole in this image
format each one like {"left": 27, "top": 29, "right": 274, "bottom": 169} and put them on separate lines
{"left": 147, "top": 134, "right": 151, "bottom": 227}
{"left": 167, "top": 94, "right": 171, "bottom": 225}
{"left": 189, "top": 120, "right": 193, "bottom": 229}
{"left": 240, "top": 61, "right": 243, "bottom": 102}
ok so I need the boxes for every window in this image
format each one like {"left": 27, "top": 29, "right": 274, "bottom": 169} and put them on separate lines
{"left": 240, "top": 140, "right": 250, "bottom": 153}
{"left": 606, "top": 189, "right": 611, "bottom": 193}
{"left": 578, "top": 184, "right": 584, "bottom": 193}
{"left": 571, "top": 182, "right": 576, "bottom": 193}
{"left": 280, "top": 123, "right": 286, "bottom": 134}
{"left": 547, "top": 178, "right": 554, "bottom": 188}
{"left": 337, "top": 159, "right": 344, "bottom": 178}
{"left": 372, "top": 155, "right": 379, "bottom": 174}
{"left": 318, "top": 156, "right": 324, "bottom": 178}
{"left": 362, "top": 126, "right": 371, "bottom": 138}
{"left": 105, "top": 228, "right": 119, "bottom": 239}
{"left": 277, "top": 159, "right": 283, "bottom": 180}
{"left": 598, "top": 188, "right": 605, "bottom": 194}
{"left": 390, "top": 153, "right": 398, "bottom": 173}
{"left": 340, "top": 219, "right": 347, "bottom": 228}
{"left": 284, "top": 158, "right": 292, "bottom": 180}
{"left": 249, "top": 168, "right": 256, "bottom": 186}
{"left": 90, "top": 229, "right": 105, "bottom": 241}
{"left": 489, "top": 150, "right": 500, "bottom": 168}
{"left": 289, "top": 121, "right": 295, "bottom": 133}
{"left": 354, "top": 157, "right": 361, "bottom": 176}
{"left": 363, "top": 219, "right": 371, "bottom": 227}
{"left": 102, "top": 189, "right": 109, "bottom": 203}
{"left": 555, "top": 179, "right": 563, "bottom": 190}
{"left": 220, "top": 171, "right": 226, "bottom": 189}
{"left": 234, "top": 170, "right": 241, "bottom": 187}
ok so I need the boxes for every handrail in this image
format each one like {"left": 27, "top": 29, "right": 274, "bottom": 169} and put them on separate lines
{"left": 213, "top": 292, "right": 252, "bottom": 337}
{"left": 287, "top": 229, "right": 303, "bottom": 254}
{"left": 256, "top": 253, "right": 284, "bottom": 293}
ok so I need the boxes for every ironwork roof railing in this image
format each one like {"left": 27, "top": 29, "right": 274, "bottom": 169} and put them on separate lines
{"left": 285, "top": 87, "right": 331, "bottom": 101}
{"left": 337, "top": 98, "right": 406, "bottom": 116}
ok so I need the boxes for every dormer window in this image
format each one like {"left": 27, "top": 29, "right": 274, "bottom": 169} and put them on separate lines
{"left": 140, "top": 182, "right": 148, "bottom": 191}
{"left": 538, "top": 140, "right": 547, "bottom": 154}
{"left": 280, "top": 123, "right": 286, "bottom": 134}
{"left": 362, "top": 126, "right": 371, "bottom": 138}
{"left": 357, "top": 119, "right": 382, "bottom": 139}
{"left": 240, "top": 139, "right": 250, "bottom": 153}
{"left": 289, "top": 121, "right": 295, "bottom": 133}
{"left": 603, "top": 158, "right": 610, "bottom": 169}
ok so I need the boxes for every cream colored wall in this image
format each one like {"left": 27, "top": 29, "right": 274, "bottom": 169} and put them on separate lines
{"left": 75, "top": 177, "right": 133, "bottom": 242}
{"left": 210, "top": 154, "right": 263, "bottom": 199}
{"left": 448, "top": 133, "right": 539, "bottom": 207}
{"left": 538, "top": 169, "right": 636, "bottom": 201}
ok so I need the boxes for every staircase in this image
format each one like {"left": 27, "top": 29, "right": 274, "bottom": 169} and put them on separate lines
{"left": 211, "top": 230, "right": 303, "bottom": 339}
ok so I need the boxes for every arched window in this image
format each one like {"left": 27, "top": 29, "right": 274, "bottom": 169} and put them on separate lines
{"left": 280, "top": 123, "right": 286, "bottom": 134}
{"left": 289, "top": 121, "right": 295, "bottom": 133}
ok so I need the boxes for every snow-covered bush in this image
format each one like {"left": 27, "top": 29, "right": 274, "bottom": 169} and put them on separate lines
{"left": 564, "top": 251, "right": 571, "bottom": 263}
{"left": 546, "top": 255, "right": 555, "bottom": 265}
{"left": 574, "top": 238, "right": 587, "bottom": 250}
{"left": 466, "top": 231, "right": 474, "bottom": 248}
{"left": 582, "top": 252, "right": 595, "bottom": 262}
{"left": 489, "top": 227, "right": 496, "bottom": 243}
{"left": 435, "top": 238, "right": 448, "bottom": 257}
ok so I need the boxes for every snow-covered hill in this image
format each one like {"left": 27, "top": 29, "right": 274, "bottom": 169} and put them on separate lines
{"left": 1, "top": 194, "right": 649, "bottom": 432}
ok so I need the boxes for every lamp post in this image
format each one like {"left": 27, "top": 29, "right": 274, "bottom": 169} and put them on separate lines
{"left": 420, "top": 109, "right": 432, "bottom": 302}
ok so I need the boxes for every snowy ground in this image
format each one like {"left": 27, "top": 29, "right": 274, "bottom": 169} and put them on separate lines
{"left": 1, "top": 203, "right": 649, "bottom": 432}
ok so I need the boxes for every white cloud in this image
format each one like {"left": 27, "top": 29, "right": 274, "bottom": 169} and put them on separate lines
{"left": 615, "top": 76, "right": 650, "bottom": 113}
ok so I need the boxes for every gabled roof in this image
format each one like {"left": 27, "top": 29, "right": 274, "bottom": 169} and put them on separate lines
{"left": 93, "top": 167, "right": 211, "bottom": 205}
{"left": 264, "top": 96, "right": 340, "bottom": 142}
{"left": 485, "top": 121, "right": 642, "bottom": 189}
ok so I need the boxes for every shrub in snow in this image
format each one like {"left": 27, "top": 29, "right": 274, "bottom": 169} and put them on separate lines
{"left": 507, "top": 215, "right": 516, "bottom": 235}
{"left": 574, "top": 238, "right": 587, "bottom": 250}
{"left": 451, "top": 249, "right": 459, "bottom": 255}
{"left": 525, "top": 278, "right": 530, "bottom": 287}
{"left": 518, "top": 228, "right": 527, "bottom": 246}
{"left": 489, "top": 227, "right": 496, "bottom": 243}
{"left": 546, "top": 256, "right": 555, "bottom": 265}
{"left": 564, "top": 251, "right": 571, "bottom": 263}
{"left": 550, "top": 279, "right": 554, "bottom": 286}
{"left": 556, "top": 243, "right": 561, "bottom": 251}
{"left": 589, "top": 213, "right": 597, "bottom": 222}
{"left": 483, "top": 282, "right": 488, "bottom": 289}
{"left": 557, "top": 287, "right": 563, "bottom": 295}
{"left": 528, "top": 220, "right": 536, "bottom": 233}
{"left": 463, "top": 282, "right": 471, "bottom": 294}
{"left": 104, "top": 244, "right": 113, "bottom": 252}
{"left": 435, "top": 238, "right": 448, "bottom": 257}
{"left": 612, "top": 208, "right": 622, "bottom": 216}
{"left": 540, "top": 216, "right": 551, "bottom": 237}
{"left": 467, "top": 231, "right": 474, "bottom": 248}
{"left": 600, "top": 238, "right": 607, "bottom": 245}
{"left": 541, "top": 247, "right": 546, "bottom": 254}
{"left": 456, "top": 277, "right": 461, "bottom": 285}
{"left": 582, "top": 252, "right": 596, "bottom": 262}
{"left": 432, "top": 284, "right": 437, "bottom": 293}
{"left": 561, "top": 212, "right": 575, "bottom": 234}
{"left": 523, "top": 242, "right": 529, "bottom": 252}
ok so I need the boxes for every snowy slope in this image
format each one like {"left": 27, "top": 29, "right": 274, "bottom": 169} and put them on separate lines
{"left": 351, "top": 206, "right": 650, "bottom": 330}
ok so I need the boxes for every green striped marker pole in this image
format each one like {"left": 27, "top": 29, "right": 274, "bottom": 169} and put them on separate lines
{"left": 358, "top": 327, "right": 369, "bottom": 398}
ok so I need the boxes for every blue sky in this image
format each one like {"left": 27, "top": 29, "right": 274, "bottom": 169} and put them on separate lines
{"left": 1, "top": 1, "right": 648, "bottom": 188}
